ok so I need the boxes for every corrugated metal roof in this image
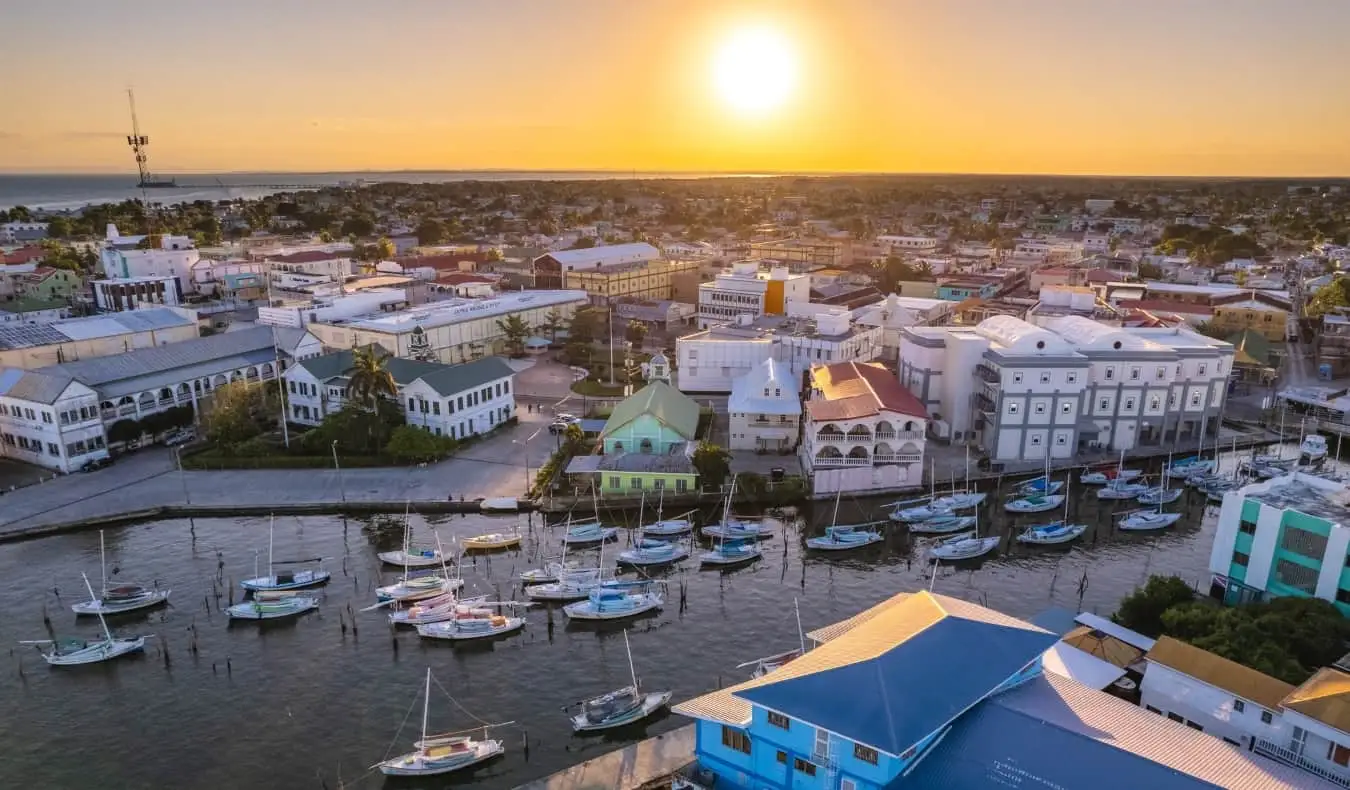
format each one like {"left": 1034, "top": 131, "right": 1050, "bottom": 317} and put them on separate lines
{"left": 1073, "top": 612, "right": 1156, "bottom": 651}
{"left": 539, "top": 243, "right": 660, "bottom": 270}
{"left": 727, "top": 358, "right": 801, "bottom": 416}
{"left": 50, "top": 308, "right": 195, "bottom": 341}
{"left": 1043, "top": 642, "right": 1128, "bottom": 690}
{"left": 601, "top": 382, "right": 700, "bottom": 441}
{"left": 805, "top": 592, "right": 912, "bottom": 643}
{"left": 677, "top": 591, "right": 1057, "bottom": 758}
{"left": 295, "top": 350, "right": 513, "bottom": 398}
{"left": 1062, "top": 625, "right": 1146, "bottom": 669}
{"left": 0, "top": 323, "right": 68, "bottom": 350}
{"left": 0, "top": 368, "right": 74, "bottom": 404}
{"left": 1283, "top": 667, "right": 1350, "bottom": 733}
{"left": 1146, "top": 636, "right": 1294, "bottom": 710}
{"left": 36, "top": 326, "right": 284, "bottom": 388}
{"left": 807, "top": 361, "right": 927, "bottom": 422}
{"left": 905, "top": 672, "right": 1336, "bottom": 790}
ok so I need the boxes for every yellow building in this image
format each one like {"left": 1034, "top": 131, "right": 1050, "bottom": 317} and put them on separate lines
{"left": 1210, "top": 297, "right": 1289, "bottom": 341}
{"left": 749, "top": 239, "right": 842, "bottom": 271}
{"left": 533, "top": 243, "right": 701, "bottom": 306}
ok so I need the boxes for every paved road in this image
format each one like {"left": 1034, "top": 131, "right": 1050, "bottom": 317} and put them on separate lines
{"left": 0, "top": 411, "right": 560, "bottom": 535}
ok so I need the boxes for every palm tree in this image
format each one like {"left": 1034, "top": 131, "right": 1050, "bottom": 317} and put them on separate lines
{"left": 347, "top": 346, "right": 397, "bottom": 412}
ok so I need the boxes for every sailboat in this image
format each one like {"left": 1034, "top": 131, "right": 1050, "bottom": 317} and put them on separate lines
{"left": 21, "top": 573, "right": 150, "bottom": 665}
{"left": 377, "top": 668, "right": 505, "bottom": 777}
{"left": 386, "top": 532, "right": 479, "bottom": 625}
{"left": 617, "top": 538, "right": 690, "bottom": 567}
{"left": 520, "top": 532, "right": 585, "bottom": 584}
{"left": 525, "top": 535, "right": 613, "bottom": 601}
{"left": 640, "top": 488, "right": 695, "bottom": 537}
{"left": 377, "top": 504, "right": 445, "bottom": 568}
{"left": 415, "top": 602, "right": 527, "bottom": 641}
{"left": 1017, "top": 478, "right": 1087, "bottom": 545}
{"left": 1010, "top": 475, "right": 1064, "bottom": 497}
{"left": 461, "top": 532, "right": 522, "bottom": 550}
{"left": 736, "top": 599, "right": 806, "bottom": 678}
{"left": 936, "top": 445, "right": 988, "bottom": 509}
{"left": 1119, "top": 505, "right": 1182, "bottom": 531}
{"left": 929, "top": 510, "right": 999, "bottom": 562}
{"left": 563, "top": 579, "right": 665, "bottom": 621}
{"left": 72, "top": 530, "right": 171, "bottom": 615}
{"left": 907, "top": 515, "right": 978, "bottom": 534}
{"left": 240, "top": 515, "right": 331, "bottom": 592}
{"left": 1138, "top": 454, "right": 1183, "bottom": 505}
{"left": 1005, "top": 454, "right": 1065, "bottom": 513}
{"left": 226, "top": 592, "right": 319, "bottom": 620}
{"left": 376, "top": 525, "right": 463, "bottom": 603}
{"left": 805, "top": 490, "right": 883, "bottom": 550}
{"left": 568, "top": 630, "right": 671, "bottom": 732}
{"left": 699, "top": 476, "right": 763, "bottom": 567}
{"left": 563, "top": 487, "right": 619, "bottom": 545}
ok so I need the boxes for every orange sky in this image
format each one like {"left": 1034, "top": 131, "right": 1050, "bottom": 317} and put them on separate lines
{"left": 4, "top": 0, "right": 1349, "bottom": 176}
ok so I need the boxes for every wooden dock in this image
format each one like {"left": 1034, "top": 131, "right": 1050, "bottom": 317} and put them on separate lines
{"left": 514, "top": 724, "right": 694, "bottom": 790}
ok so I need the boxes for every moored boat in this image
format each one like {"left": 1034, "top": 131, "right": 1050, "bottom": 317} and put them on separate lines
{"left": 377, "top": 575, "right": 463, "bottom": 603}
{"left": 226, "top": 595, "right": 318, "bottom": 620}
{"left": 415, "top": 604, "right": 525, "bottom": 641}
{"left": 1301, "top": 435, "right": 1329, "bottom": 466}
{"left": 1096, "top": 480, "right": 1149, "bottom": 500}
{"left": 1016, "top": 521, "right": 1087, "bottom": 545}
{"left": 72, "top": 530, "right": 171, "bottom": 616}
{"left": 805, "top": 524, "right": 883, "bottom": 551}
{"left": 22, "top": 573, "right": 151, "bottom": 666}
{"left": 1118, "top": 508, "right": 1182, "bottom": 531}
{"left": 929, "top": 532, "right": 1000, "bottom": 561}
{"left": 568, "top": 630, "right": 670, "bottom": 732}
{"left": 906, "top": 515, "right": 977, "bottom": 534}
{"left": 461, "top": 532, "right": 522, "bottom": 551}
{"left": 389, "top": 594, "right": 489, "bottom": 626}
{"left": 1011, "top": 476, "right": 1064, "bottom": 496}
{"left": 240, "top": 516, "right": 331, "bottom": 592}
{"left": 563, "top": 582, "right": 664, "bottom": 621}
{"left": 377, "top": 668, "right": 505, "bottom": 777}
{"left": 1004, "top": 494, "right": 1065, "bottom": 514}
{"left": 617, "top": 539, "right": 689, "bottom": 567}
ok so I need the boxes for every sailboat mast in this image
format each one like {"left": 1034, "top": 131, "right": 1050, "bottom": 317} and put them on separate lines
{"left": 267, "top": 514, "right": 275, "bottom": 577}
{"left": 965, "top": 444, "right": 970, "bottom": 491}
{"left": 433, "top": 529, "right": 449, "bottom": 583}
{"left": 929, "top": 458, "right": 935, "bottom": 500}
{"left": 98, "top": 530, "right": 107, "bottom": 596}
{"left": 402, "top": 500, "right": 412, "bottom": 584}
{"left": 656, "top": 484, "right": 664, "bottom": 520}
{"left": 794, "top": 597, "right": 805, "bottom": 655}
{"left": 624, "top": 629, "right": 638, "bottom": 691}
{"left": 420, "top": 668, "right": 432, "bottom": 749}
{"left": 831, "top": 489, "right": 841, "bottom": 528}
{"left": 1063, "top": 477, "right": 1070, "bottom": 521}
{"left": 83, "top": 573, "right": 112, "bottom": 643}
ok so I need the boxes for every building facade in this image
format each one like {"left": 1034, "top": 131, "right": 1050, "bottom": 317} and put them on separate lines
{"left": 0, "top": 371, "right": 109, "bottom": 472}
{"left": 0, "top": 299, "right": 71, "bottom": 325}
{"left": 748, "top": 239, "right": 841, "bottom": 270}
{"left": 598, "top": 381, "right": 700, "bottom": 455}
{"left": 697, "top": 261, "right": 810, "bottom": 328}
{"left": 0, "top": 222, "right": 49, "bottom": 243}
{"left": 531, "top": 243, "right": 692, "bottom": 305}
{"left": 92, "top": 276, "right": 184, "bottom": 312}
{"left": 0, "top": 307, "right": 200, "bottom": 370}
{"left": 727, "top": 358, "right": 800, "bottom": 452}
{"left": 801, "top": 361, "right": 927, "bottom": 495}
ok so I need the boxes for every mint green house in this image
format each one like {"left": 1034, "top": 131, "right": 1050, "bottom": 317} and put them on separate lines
{"left": 600, "top": 381, "right": 699, "bottom": 455}
{"left": 1209, "top": 472, "right": 1350, "bottom": 614}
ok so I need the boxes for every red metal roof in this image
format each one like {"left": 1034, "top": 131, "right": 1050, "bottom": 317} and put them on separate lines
{"left": 402, "top": 252, "right": 494, "bottom": 271}
{"left": 2, "top": 246, "right": 46, "bottom": 264}
{"left": 808, "top": 361, "right": 927, "bottom": 422}
{"left": 263, "top": 249, "right": 352, "bottom": 264}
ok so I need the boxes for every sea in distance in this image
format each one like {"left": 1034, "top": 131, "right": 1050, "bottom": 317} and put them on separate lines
{"left": 0, "top": 171, "right": 781, "bottom": 212}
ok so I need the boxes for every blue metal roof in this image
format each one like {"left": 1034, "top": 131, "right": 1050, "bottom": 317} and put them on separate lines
{"left": 734, "top": 615, "right": 1058, "bottom": 756}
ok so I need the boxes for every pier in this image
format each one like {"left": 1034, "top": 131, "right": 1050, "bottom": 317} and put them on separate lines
{"left": 514, "top": 725, "right": 694, "bottom": 790}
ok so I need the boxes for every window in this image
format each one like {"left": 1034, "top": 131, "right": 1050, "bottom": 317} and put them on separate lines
{"left": 1039, "top": 372, "right": 1051, "bottom": 384}
{"left": 432, "top": 403, "right": 440, "bottom": 415}
{"left": 457, "top": 397, "right": 464, "bottom": 410}
{"left": 1199, "top": 364, "right": 1207, "bottom": 376}
{"left": 675, "top": 479, "right": 688, "bottom": 492}
{"left": 609, "top": 476, "right": 620, "bottom": 489}
{"left": 1155, "top": 367, "right": 1166, "bottom": 381}
{"left": 1146, "top": 705, "right": 1161, "bottom": 714}
{"left": 1150, "top": 396, "right": 1161, "bottom": 411}
{"left": 854, "top": 743, "right": 879, "bottom": 765}
{"left": 631, "top": 477, "right": 642, "bottom": 490}
{"left": 1055, "top": 433, "right": 1067, "bottom": 445}
{"left": 721, "top": 726, "right": 751, "bottom": 755}
{"left": 1124, "top": 397, "right": 1135, "bottom": 411}
{"left": 1238, "top": 519, "right": 1256, "bottom": 535}
{"left": 1099, "top": 398, "right": 1110, "bottom": 412}
{"left": 1234, "top": 551, "right": 1250, "bottom": 568}
{"left": 1013, "top": 372, "right": 1023, "bottom": 384}
{"left": 792, "top": 758, "right": 817, "bottom": 776}
{"left": 1030, "top": 435, "right": 1042, "bottom": 446}
{"left": 1104, "top": 367, "right": 1115, "bottom": 381}
{"left": 47, "top": 442, "right": 59, "bottom": 456}
{"left": 776, "top": 750, "right": 787, "bottom": 765}
{"left": 1233, "top": 699, "right": 1246, "bottom": 713}
{"left": 1061, "top": 403, "right": 1072, "bottom": 415}
{"left": 1330, "top": 743, "right": 1350, "bottom": 767}
{"left": 814, "top": 729, "right": 830, "bottom": 760}
{"left": 1034, "top": 403, "right": 1046, "bottom": 415}
{"left": 767, "top": 711, "right": 790, "bottom": 730}
{"left": 1190, "top": 393, "right": 1202, "bottom": 407}
{"left": 1066, "top": 372, "right": 1078, "bottom": 384}
{"left": 774, "top": 388, "right": 781, "bottom": 397}
{"left": 408, "top": 397, "right": 416, "bottom": 411}
{"left": 1130, "top": 367, "right": 1140, "bottom": 381}
{"left": 1167, "top": 712, "right": 1184, "bottom": 723}
{"left": 841, "top": 779, "right": 857, "bottom": 790}
{"left": 1007, "top": 403, "right": 1019, "bottom": 415}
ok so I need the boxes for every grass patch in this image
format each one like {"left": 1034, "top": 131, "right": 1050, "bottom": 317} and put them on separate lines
{"left": 571, "top": 379, "right": 629, "bottom": 397}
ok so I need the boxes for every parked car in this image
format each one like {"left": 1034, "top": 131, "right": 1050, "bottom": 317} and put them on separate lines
{"left": 164, "top": 429, "right": 196, "bottom": 447}
{"left": 80, "top": 456, "right": 113, "bottom": 473}
{"left": 548, "top": 415, "right": 583, "bottom": 434}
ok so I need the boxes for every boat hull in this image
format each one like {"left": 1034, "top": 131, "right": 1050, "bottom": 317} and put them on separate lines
{"left": 700, "top": 525, "right": 769, "bottom": 541}
{"left": 1016, "top": 524, "right": 1087, "bottom": 545}
{"left": 240, "top": 570, "right": 331, "bottom": 592}
{"left": 930, "top": 536, "right": 999, "bottom": 561}
{"left": 41, "top": 636, "right": 146, "bottom": 666}
{"left": 806, "top": 534, "right": 882, "bottom": 551}
{"left": 416, "top": 617, "right": 525, "bottom": 641}
{"left": 563, "top": 595, "right": 663, "bottom": 620}
{"left": 377, "top": 551, "right": 444, "bottom": 568}
{"left": 376, "top": 578, "right": 463, "bottom": 602}
{"left": 1119, "top": 513, "right": 1182, "bottom": 531}
{"left": 907, "top": 517, "right": 977, "bottom": 534}
{"left": 616, "top": 547, "right": 689, "bottom": 566}
{"left": 1004, "top": 495, "right": 1065, "bottom": 514}
{"left": 641, "top": 520, "right": 693, "bottom": 536}
{"left": 379, "top": 740, "right": 504, "bottom": 776}
{"left": 698, "top": 549, "right": 762, "bottom": 567}
{"left": 463, "top": 534, "right": 522, "bottom": 550}
{"left": 225, "top": 597, "right": 318, "bottom": 620}
{"left": 570, "top": 692, "right": 671, "bottom": 732}
{"left": 72, "top": 589, "right": 171, "bottom": 615}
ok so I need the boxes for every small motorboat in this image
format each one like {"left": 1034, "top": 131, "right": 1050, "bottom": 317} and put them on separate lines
{"left": 416, "top": 605, "right": 525, "bottom": 641}
{"left": 641, "top": 518, "right": 694, "bottom": 537}
{"left": 701, "top": 520, "right": 770, "bottom": 540}
{"left": 462, "top": 532, "right": 521, "bottom": 551}
{"left": 929, "top": 532, "right": 999, "bottom": 562}
{"left": 562, "top": 521, "right": 619, "bottom": 546}
{"left": 805, "top": 525, "right": 883, "bottom": 551}
{"left": 1011, "top": 476, "right": 1064, "bottom": 496}
{"left": 1004, "top": 494, "right": 1065, "bottom": 514}
{"left": 479, "top": 497, "right": 520, "bottom": 513}
{"left": 378, "top": 548, "right": 446, "bottom": 568}
{"left": 1301, "top": 435, "right": 1330, "bottom": 466}
{"left": 378, "top": 669, "right": 505, "bottom": 777}
{"left": 1119, "top": 509, "right": 1183, "bottom": 531}
{"left": 1080, "top": 467, "right": 1142, "bottom": 485}
{"left": 699, "top": 538, "right": 762, "bottom": 567}
{"left": 377, "top": 575, "right": 463, "bottom": 603}
{"left": 1137, "top": 487, "right": 1183, "bottom": 505}
{"left": 1096, "top": 481, "right": 1150, "bottom": 500}
{"left": 617, "top": 539, "right": 689, "bottom": 567}
{"left": 1016, "top": 521, "right": 1087, "bottom": 545}
{"left": 226, "top": 595, "right": 318, "bottom": 621}
{"left": 389, "top": 594, "right": 489, "bottom": 626}
{"left": 907, "top": 515, "right": 977, "bottom": 534}
{"left": 563, "top": 583, "right": 664, "bottom": 621}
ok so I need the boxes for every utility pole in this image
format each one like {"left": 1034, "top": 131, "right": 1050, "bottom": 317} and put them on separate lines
{"left": 608, "top": 307, "right": 616, "bottom": 387}
{"left": 272, "top": 327, "right": 290, "bottom": 449}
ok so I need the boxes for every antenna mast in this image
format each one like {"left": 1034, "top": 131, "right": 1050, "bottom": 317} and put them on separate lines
{"left": 126, "top": 89, "right": 154, "bottom": 189}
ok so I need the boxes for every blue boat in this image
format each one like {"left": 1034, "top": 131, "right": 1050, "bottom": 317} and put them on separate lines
{"left": 806, "top": 525, "right": 883, "bottom": 551}
{"left": 1015, "top": 521, "right": 1087, "bottom": 545}
{"left": 617, "top": 539, "right": 689, "bottom": 567}
{"left": 563, "top": 582, "right": 664, "bottom": 621}
{"left": 563, "top": 519, "right": 619, "bottom": 546}
{"left": 1011, "top": 476, "right": 1064, "bottom": 496}
{"left": 699, "top": 537, "right": 762, "bottom": 567}
{"left": 701, "top": 520, "right": 769, "bottom": 540}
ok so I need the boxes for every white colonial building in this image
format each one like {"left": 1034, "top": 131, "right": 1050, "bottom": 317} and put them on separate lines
{"left": 801, "top": 361, "right": 927, "bottom": 495}
{"left": 0, "top": 370, "right": 109, "bottom": 472}
{"left": 898, "top": 315, "right": 1234, "bottom": 463}
{"left": 676, "top": 309, "right": 883, "bottom": 393}
{"left": 726, "top": 358, "right": 800, "bottom": 452}
{"left": 99, "top": 226, "right": 200, "bottom": 296}
{"left": 852, "top": 293, "right": 954, "bottom": 361}
{"left": 875, "top": 235, "right": 939, "bottom": 255}
{"left": 284, "top": 350, "right": 515, "bottom": 441}
{"left": 696, "top": 261, "right": 810, "bottom": 328}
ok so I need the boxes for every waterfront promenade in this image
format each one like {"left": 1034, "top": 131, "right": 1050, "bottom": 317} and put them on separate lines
{"left": 515, "top": 725, "right": 694, "bottom": 790}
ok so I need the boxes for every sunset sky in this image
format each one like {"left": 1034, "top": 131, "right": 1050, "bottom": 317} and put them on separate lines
{"left": 4, "top": 0, "right": 1349, "bottom": 176}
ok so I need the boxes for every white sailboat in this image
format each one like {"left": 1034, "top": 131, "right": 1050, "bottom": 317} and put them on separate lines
{"left": 377, "top": 668, "right": 505, "bottom": 777}
{"left": 240, "top": 515, "right": 331, "bottom": 592}
{"left": 525, "top": 534, "right": 611, "bottom": 601}
{"left": 415, "top": 602, "right": 527, "bottom": 641}
{"left": 563, "top": 580, "right": 665, "bottom": 621}
{"left": 21, "top": 573, "right": 150, "bottom": 666}
{"left": 805, "top": 490, "right": 883, "bottom": 550}
{"left": 1119, "top": 506, "right": 1182, "bottom": 531}
{"left": 568, "top": 630, "right": 671, "bottom": 732}
{"left": 378, "top": 503, "right": 446, "bottom": 568}
{"left": 929, "top": 510, "right": 999, "bottom": 562}
{"left": 71, "top": 530, "right": 171, "bottom": 615}
{"left": 376, "top": 527, "right": 462, "bottom": 603}
{"left": 1138, "top": 454, "right": 1183, "bottom": 505}
{"left": 641, "top": 487, "right": 695, "bottom": 537}
{"left": 1017, "top": 478, "right": 1088, "bottom": 545}
{"left": 699, "top": 476, "right": 763, "bottom": 567}
{"left": 736, "top": 599, "right": 806, "bottom": 678}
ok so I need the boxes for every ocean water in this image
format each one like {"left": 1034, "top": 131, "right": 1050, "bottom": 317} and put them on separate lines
{"left": 0, "top": 171, "right": 773, "bottom": 212}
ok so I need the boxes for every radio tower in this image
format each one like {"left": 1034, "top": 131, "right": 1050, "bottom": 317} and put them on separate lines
{"left": 125, "top": 89, "right": 176, "bottom": 190}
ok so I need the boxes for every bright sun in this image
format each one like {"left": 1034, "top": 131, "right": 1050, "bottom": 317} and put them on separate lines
{"left": 712, "top": 27, "right": 797, "bottom": 114}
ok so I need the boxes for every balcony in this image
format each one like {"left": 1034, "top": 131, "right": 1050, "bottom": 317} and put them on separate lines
{"left": 1255, "top": 740, "right": 1350, "bottom": 788}
{"left": 875, "top": 453, "right": 923, "bottom": 464}
{"left": 976, "top": 364, "right": 1001, "bottom": 384}
{"left": 813, "top": 456, "right": 873, "bottom": 468}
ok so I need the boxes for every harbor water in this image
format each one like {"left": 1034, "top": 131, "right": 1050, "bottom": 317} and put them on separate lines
{"left": 0, "top": 452, "right": 1285, "bottom": 788}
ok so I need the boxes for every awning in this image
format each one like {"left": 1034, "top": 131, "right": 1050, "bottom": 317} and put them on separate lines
{"left": 753, "top": 431, "right": 790, "bottom": 440}
{"left": 1042, "top": 643, "right": 1128, "bottom": 690}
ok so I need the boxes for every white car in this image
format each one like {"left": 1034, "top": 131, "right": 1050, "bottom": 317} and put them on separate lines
{"left": 548, "top": 416, "right": 583, "bottom": 434}
{"left": 164, "top": 429, "right": 196, "bottom": 447}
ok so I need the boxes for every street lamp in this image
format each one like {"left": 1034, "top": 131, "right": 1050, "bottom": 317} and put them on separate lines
{"left": 331, "top": 440, "right": 346, "bottom": 504}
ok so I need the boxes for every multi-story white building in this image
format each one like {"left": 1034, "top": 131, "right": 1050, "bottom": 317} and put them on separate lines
{"left": 257, "top": 289, "right": 411, "bottom": 329}
{"left": 285, "top": 350, "right": 515, "bottom": 441}
{"left": 677, "top": 309, "right": 883, "bottom": 393}
{"left": 92, "top": 275, "right": 184, "bottom": 312}
{"left": 99, "top": 226, "right": 200, "bottom": 296}
{"left": 801, "top": 361, "right": 927, "bottom": 495}
{"left": 898, "top": 315, "right": 1234, "bottom": 462}
{"left": 852, "top": 294, "right": 954, "bottom": 361}
{"left": 726, "top": 358, "right": 800, "bottom": 452}
{"left": 0, "top": 369, "right": 109, "bottom": 471}
{"left": 305, "top": 290, "right": 588, "bottom": 365}
{"left": 876, "top": 235, "right": 939, "bottom": 255}
{"left": 696, "top": 261, "right": 810, "bottom": 328}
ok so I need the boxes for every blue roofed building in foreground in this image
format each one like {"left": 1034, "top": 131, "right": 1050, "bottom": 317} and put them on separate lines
{"left": 673, "top": 591, "right": 1335, "bottom": 790}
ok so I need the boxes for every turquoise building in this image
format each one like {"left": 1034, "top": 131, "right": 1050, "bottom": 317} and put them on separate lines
{"left": 936, "top": 280, "right": 999, "bottom": 302}
{"left": 673, "top": 590, "right": 1316, "bottom": 790}
{"left": 1209, "top": 472, "right": 1350, "bottom": 614}
{"left": 599, "top": 381, "right": 699, "bottom": 455}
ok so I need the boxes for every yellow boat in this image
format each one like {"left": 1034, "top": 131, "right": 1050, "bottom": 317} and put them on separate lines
{"left": 462, "top": 533, "right": 522, "bottom": 550}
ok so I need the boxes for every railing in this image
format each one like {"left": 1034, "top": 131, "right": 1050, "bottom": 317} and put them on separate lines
{"left": 892, "top": 430, "right": 926, "bottom": 441}
{"left": 1255, "top": 739, "right": 1350, "bottom": 788}
{"left": 813, "top": 456, "right": 872, "bottom": 468}
{"left": 875, "top": 431, "right": 896, "bottom": 440}
{"left": 976, "top": 364, "right": 1000, "bottom": 384}
{"left": 875, "top": 453, "right": 923, "bottom": 464}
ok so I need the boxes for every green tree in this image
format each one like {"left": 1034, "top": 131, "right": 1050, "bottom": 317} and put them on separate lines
{"left": 318, "top": 229, "right": 334, "bottom": 243}
{"left": 737, "top": 471, "right": 768, "bottom": 501}
{"left": 568, "top": 236, "right": 596, "bottom": 250}
{"left": 1113, "top": 574, "right": 1195, "bottom": 637}
{"left": 1234, "top": 269, "right": 1249, "bottom": 287}
{"left": 564, "top": 308, "right": 603, "bottom": 365}
{"left": 1309, "top": 276, "right": 1350, "bottom": 317}
{"left": 536, "top": 307, "right": 566, "bottom": 344}
{"left": 374, "top": 236, "right": 395, "bottom": 260}
{"left": 625, "top": 321, "right": 648, "bottom": 348}
{"left": 347, "top": 346, "right": 398, "bottom": 411}
{"left": 561, "top": 423, "right": 587, "bottom": 455}
{"left": 495, "top": 314, "right": 531, "bottom": 357}
{"left": 108, "top": 418, "right": 142, "bottom": 445}
{"left": 341, "top": 216, "right": 375, "bottom": 238}
{"left": 416, "top": 218, "right": 445, "bottom": 245}
{"left": 193, "top": 214, "right": 222, "bottom": 245}
{"left": 385, "top": 425, "right": 456, "bottom": 463}
{"left": 692, "top": 441, "right": 732, "bottom": 489}
{"left": 301, "top": 403, "right": 401, "bottom": 456}
{"left": 46, "top": 216, "right": 73, "bottom": 238}
{"left": 203, "top": 381, "right": 273, "bottom": 446}
{"left": 1137, "top": 261, "right": 1164, "bottom": 280}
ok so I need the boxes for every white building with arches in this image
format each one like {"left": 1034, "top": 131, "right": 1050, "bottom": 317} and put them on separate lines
{"left": 802, "top": 361, "right": 928, "bottom": 495}
{"left": 0, "top": 326, "right": 322, "bottom": 471}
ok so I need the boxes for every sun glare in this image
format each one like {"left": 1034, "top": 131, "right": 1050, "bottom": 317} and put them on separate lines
{"left": 712, "top": 27, "right": 797, "bottom": 115}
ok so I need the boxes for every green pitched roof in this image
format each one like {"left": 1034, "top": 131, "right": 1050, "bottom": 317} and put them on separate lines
{"left": 294, "top": 349, "right": 514, "bottom": 396}
{"left": 601, "top": 381, "right": 699, "bottom": 440}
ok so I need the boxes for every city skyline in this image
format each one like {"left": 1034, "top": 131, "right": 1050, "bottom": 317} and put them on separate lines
{"left": 5, "top": 0, "right": 1350, "bottom": 177}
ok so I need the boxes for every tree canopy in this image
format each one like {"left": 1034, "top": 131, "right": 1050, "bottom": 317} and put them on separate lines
{"left": 1309, "top": 276, "right": 1350, "bottom": 318}
{"left": 347, "top": 347, "right": 398, "bottom": 410}
{"left": 416, "top": 218, "right": 445, "bottom": 245}
{"left": 875, "top": 255, "right": 934, "bottom": 294}
{"left": 495, "top": 314, "right": 530, "bottom": 357}
{"left": 692, "top": 441, "right": 731, "bottom": 489}
{"left": 203, "top": 381, "right": 276, "bottom": 447}
{"left": 1113, "top": 574, "right": 1195, "bottom": 637}
{"left": 385, "top": 425, "right": 456, "bottom": 463}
